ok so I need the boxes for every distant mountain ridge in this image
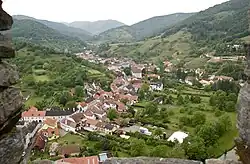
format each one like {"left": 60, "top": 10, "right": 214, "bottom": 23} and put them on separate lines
{"left": 12, "top": 19, "right": 87, "bottom": 52}
{"left": 93, "top": 13, "right": 195, "bottom": 43}
{"left": 13, "top": 15, "right": 92, "bottom": 41}
{"left": 68, "top": 20, "right": 126, "bottom": 35}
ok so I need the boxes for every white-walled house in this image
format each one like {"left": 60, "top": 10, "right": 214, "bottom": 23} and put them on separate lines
{"left": 60, "top": 117, "right": 77, "bottom": 133}
{"left": 45, "top": 108, "right": 75, "bottom": 121}
{"left": 150, "top": 82, "right": 164, "bottom": 91}
{"left": 21, "top": 107, "right": 46, "bottom": 123}
{"left": 131, "top": 66, "right": 144, "bottom": 79}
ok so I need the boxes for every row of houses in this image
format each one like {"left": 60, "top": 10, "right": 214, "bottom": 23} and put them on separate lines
{"left": 21, "top": 106, "right": 76, "bottom": 123}
{"left": 184, "top": 75, "right": 234, "bottom": 86}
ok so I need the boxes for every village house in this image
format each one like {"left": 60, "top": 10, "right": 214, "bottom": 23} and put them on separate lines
{"left": 60, "top": 117, "right": 77, "bottom": 133}
{"left": 84, "top": 109, "right": 97, "bottom": 120}
{"left": 55, "top": 156, "right": 99, "bottom": 164}
{"left": 131, "top": 82, "right": 142, "bottom": 93}
{"left": 96, "top": 122, "right": 106, "bottom": 133}
{"left": 150, "top": 82, "right": 164, "bottom": 91}
{"left": 76, "top": 102, "right": 88, "bottom": 112}
{"left": 60, "top": 113, "right": 87, "bottom": 133}
{"left": 40, "top": 118, "right": 60, "bottom": 141}
{"left": 45, "top": 107, "right": 75, "bottom": 120}
{"left": 163, "top": 60, "right": 173, "bottom": 72}
{"left": 115, "top": 101, "right": 127, "bottom": 113}
{"left": 21, "top": 106, "right": 46, "bottom": 123}
{"left": 209, "top": 75, "right": 234, "bottom": 82}
{"left": 185, "top": 76, "right": 197, "bottom": 86}
{"left": 84, "top": 119, "right": 100, "bottom": 132}
{"left": 147, "top": 74, "right": 160, "bottom": 80}
{"left": 131, "top": 65, "right": 145, "bottom": 79}
{"left": 199, "top": 79, "right": 213, "bottom": 86}
{"left": 104, "top": 123, "right": 118, "bottom": 135}
{"left": 33, "top": 131, "right": 48, "bottom": 152}
{"left": 116, "top": 94, "right": 138, "bottom": 105}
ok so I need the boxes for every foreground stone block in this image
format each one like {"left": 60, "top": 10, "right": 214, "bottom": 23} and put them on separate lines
{"left": 0, "top": 128, "right": 24, "bottom": 164}
{"left": 0, "top": 45, "right": 15, "bottom": 58}
{"left": 0, "top": 0, "right": 13, "bottom": 31}
{"left": 0, "top": 61, "right": 19, "bottom": 87}
{"left": 206, "top": 159, "right": 241, "bottom": 164}
{"left": 0, "top": 87, "right": 23, "bottom": 132}
{"left": 103, "top": 157, "right": 202, "bottom": 164}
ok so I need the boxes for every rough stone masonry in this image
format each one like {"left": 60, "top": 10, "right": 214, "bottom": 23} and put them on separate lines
{"left": 0, "top": 0, "right": 25, "bottom": 163}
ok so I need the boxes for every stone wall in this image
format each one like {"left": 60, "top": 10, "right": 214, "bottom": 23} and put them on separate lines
{"left": 0, "top": 0, "right": 23, "bottom": 136}
{"left": 103, "top": 157, "right": 202, "bottom": 164}
{"left": 235, "top": 6, "right": 250, "bottom": 164}
{"left": 0, "top": 0, "right": 24, "bottom": 163}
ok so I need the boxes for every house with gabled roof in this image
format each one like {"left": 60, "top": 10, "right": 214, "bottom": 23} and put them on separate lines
{"left": 40, "top": 118, "right": 60, "bottom": 141}
{"left": 33, "top": 131, "right": 47, "bottom": 152}
{"left": 56, "top": 156, "right": 99, "bottom": 164}
{"left": 84, "top": 119, "right": 100, "bottom": 132}
{"left": 21, "top": 106, "right": 46, "bottom": 123}
{"left": 45, "top": 107, "right": 76, "bottom": 120}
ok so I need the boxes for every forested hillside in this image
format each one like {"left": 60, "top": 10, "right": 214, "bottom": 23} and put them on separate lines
{"left": 93, "top": 13, "right": 194, "bottom": 43}
{"left": 11, "top": 48, "right": 114, "bottom": 108}
{"left": 162, "top": 0, "right": 249, "bottom": 43}
{"left": 13, "top": 15, "right": 92, "bottom": 41}
{"left": 69, "top": 20, "right": 125, "bottom": 34}
{"left": 97, "top": 0, "right": 249, "bottom": 66}
{"left": 12, "top": 19, "right": 87, "bottom": 53}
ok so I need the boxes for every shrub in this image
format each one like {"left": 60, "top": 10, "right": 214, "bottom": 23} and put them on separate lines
{"left": 214, "top": 110, "right": 223, "bottom": 117}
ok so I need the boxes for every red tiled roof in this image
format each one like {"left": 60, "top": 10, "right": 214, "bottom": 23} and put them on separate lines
{"left": 46, "top": 127, "right": 59, "bottom": 137}
{"left": 76, "top": 102, "right": 87, "bottom": 107}
{"left": 119, "top": 94, "right": 138, "bottom": 101}
{"left": 131, "top": 66, "right": 142, "bottom": 73}
{"left": 115, "top": 101, "right": 127, "bottom": 112}
{"left": 22, "top": 106, "right": 46, "bottom": 118}
{"left": 56, "top": 156, "right": 99, "bottom": 164}
{"left": 34, "top": 133, "right": 46, "bottom": 150}
{"left": 44, "top": 118, "right": 57, "bottom": 127}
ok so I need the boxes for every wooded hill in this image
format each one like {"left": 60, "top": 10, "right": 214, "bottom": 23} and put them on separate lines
{"left": 162, "top": 0, "right": 249, "bottom": 43}
{"left": 12, "top": 19, "right": 87, "bottom": 53}
{"left": 13, "top": 15, "right": 92, "bottom": 41}
{"left": 93, "top": 13, "right": 194, "bottom": 43}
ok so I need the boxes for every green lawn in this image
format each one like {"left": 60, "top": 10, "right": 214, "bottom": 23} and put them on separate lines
{"left": 25, "top": 96, "right": 43, "bottom": 108}
{"left": 33, "top": 69, "right": 47, "bottom": 73}
{"left": 88, "top": 69, "right": 102, "bottom": 75}
{"left": 56, "top": 133, "right": 84, "bottom": 145}
{"left": 185, "top": 58, "right": 209, "bottom": 69}
{"left": 34, "top": 75, "right": 50, "bottom": 82}
{"left": 213, "top": 114, "right": 238, "bottom": 157}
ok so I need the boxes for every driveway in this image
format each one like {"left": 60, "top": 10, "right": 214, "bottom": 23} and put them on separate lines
{"left": 122, "top": 125, "right": 140, "bottom": 133}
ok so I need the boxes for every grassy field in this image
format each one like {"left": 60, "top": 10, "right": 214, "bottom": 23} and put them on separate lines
{"left": 34, "top": 75, "right": 50, "bottom": 82}
{"left": 134, "top": 86, "right": 237, "bottom": 157}
{"left": 107, "top": 31, "right": 201, "bottom": 67}
{"left": 16, "top": 48, "right": 109, "bottom": 109}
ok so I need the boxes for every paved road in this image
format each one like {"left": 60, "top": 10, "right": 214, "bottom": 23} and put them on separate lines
{"left": 21, "top": 134, "right": 38, "bottom": 164}
{"left": 219, "top": 148, "right": 238, "bottom": 161}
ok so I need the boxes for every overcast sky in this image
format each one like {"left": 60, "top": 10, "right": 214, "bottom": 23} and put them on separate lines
{"left": 3, "top": 0, "right": 228, "bottom": 25}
